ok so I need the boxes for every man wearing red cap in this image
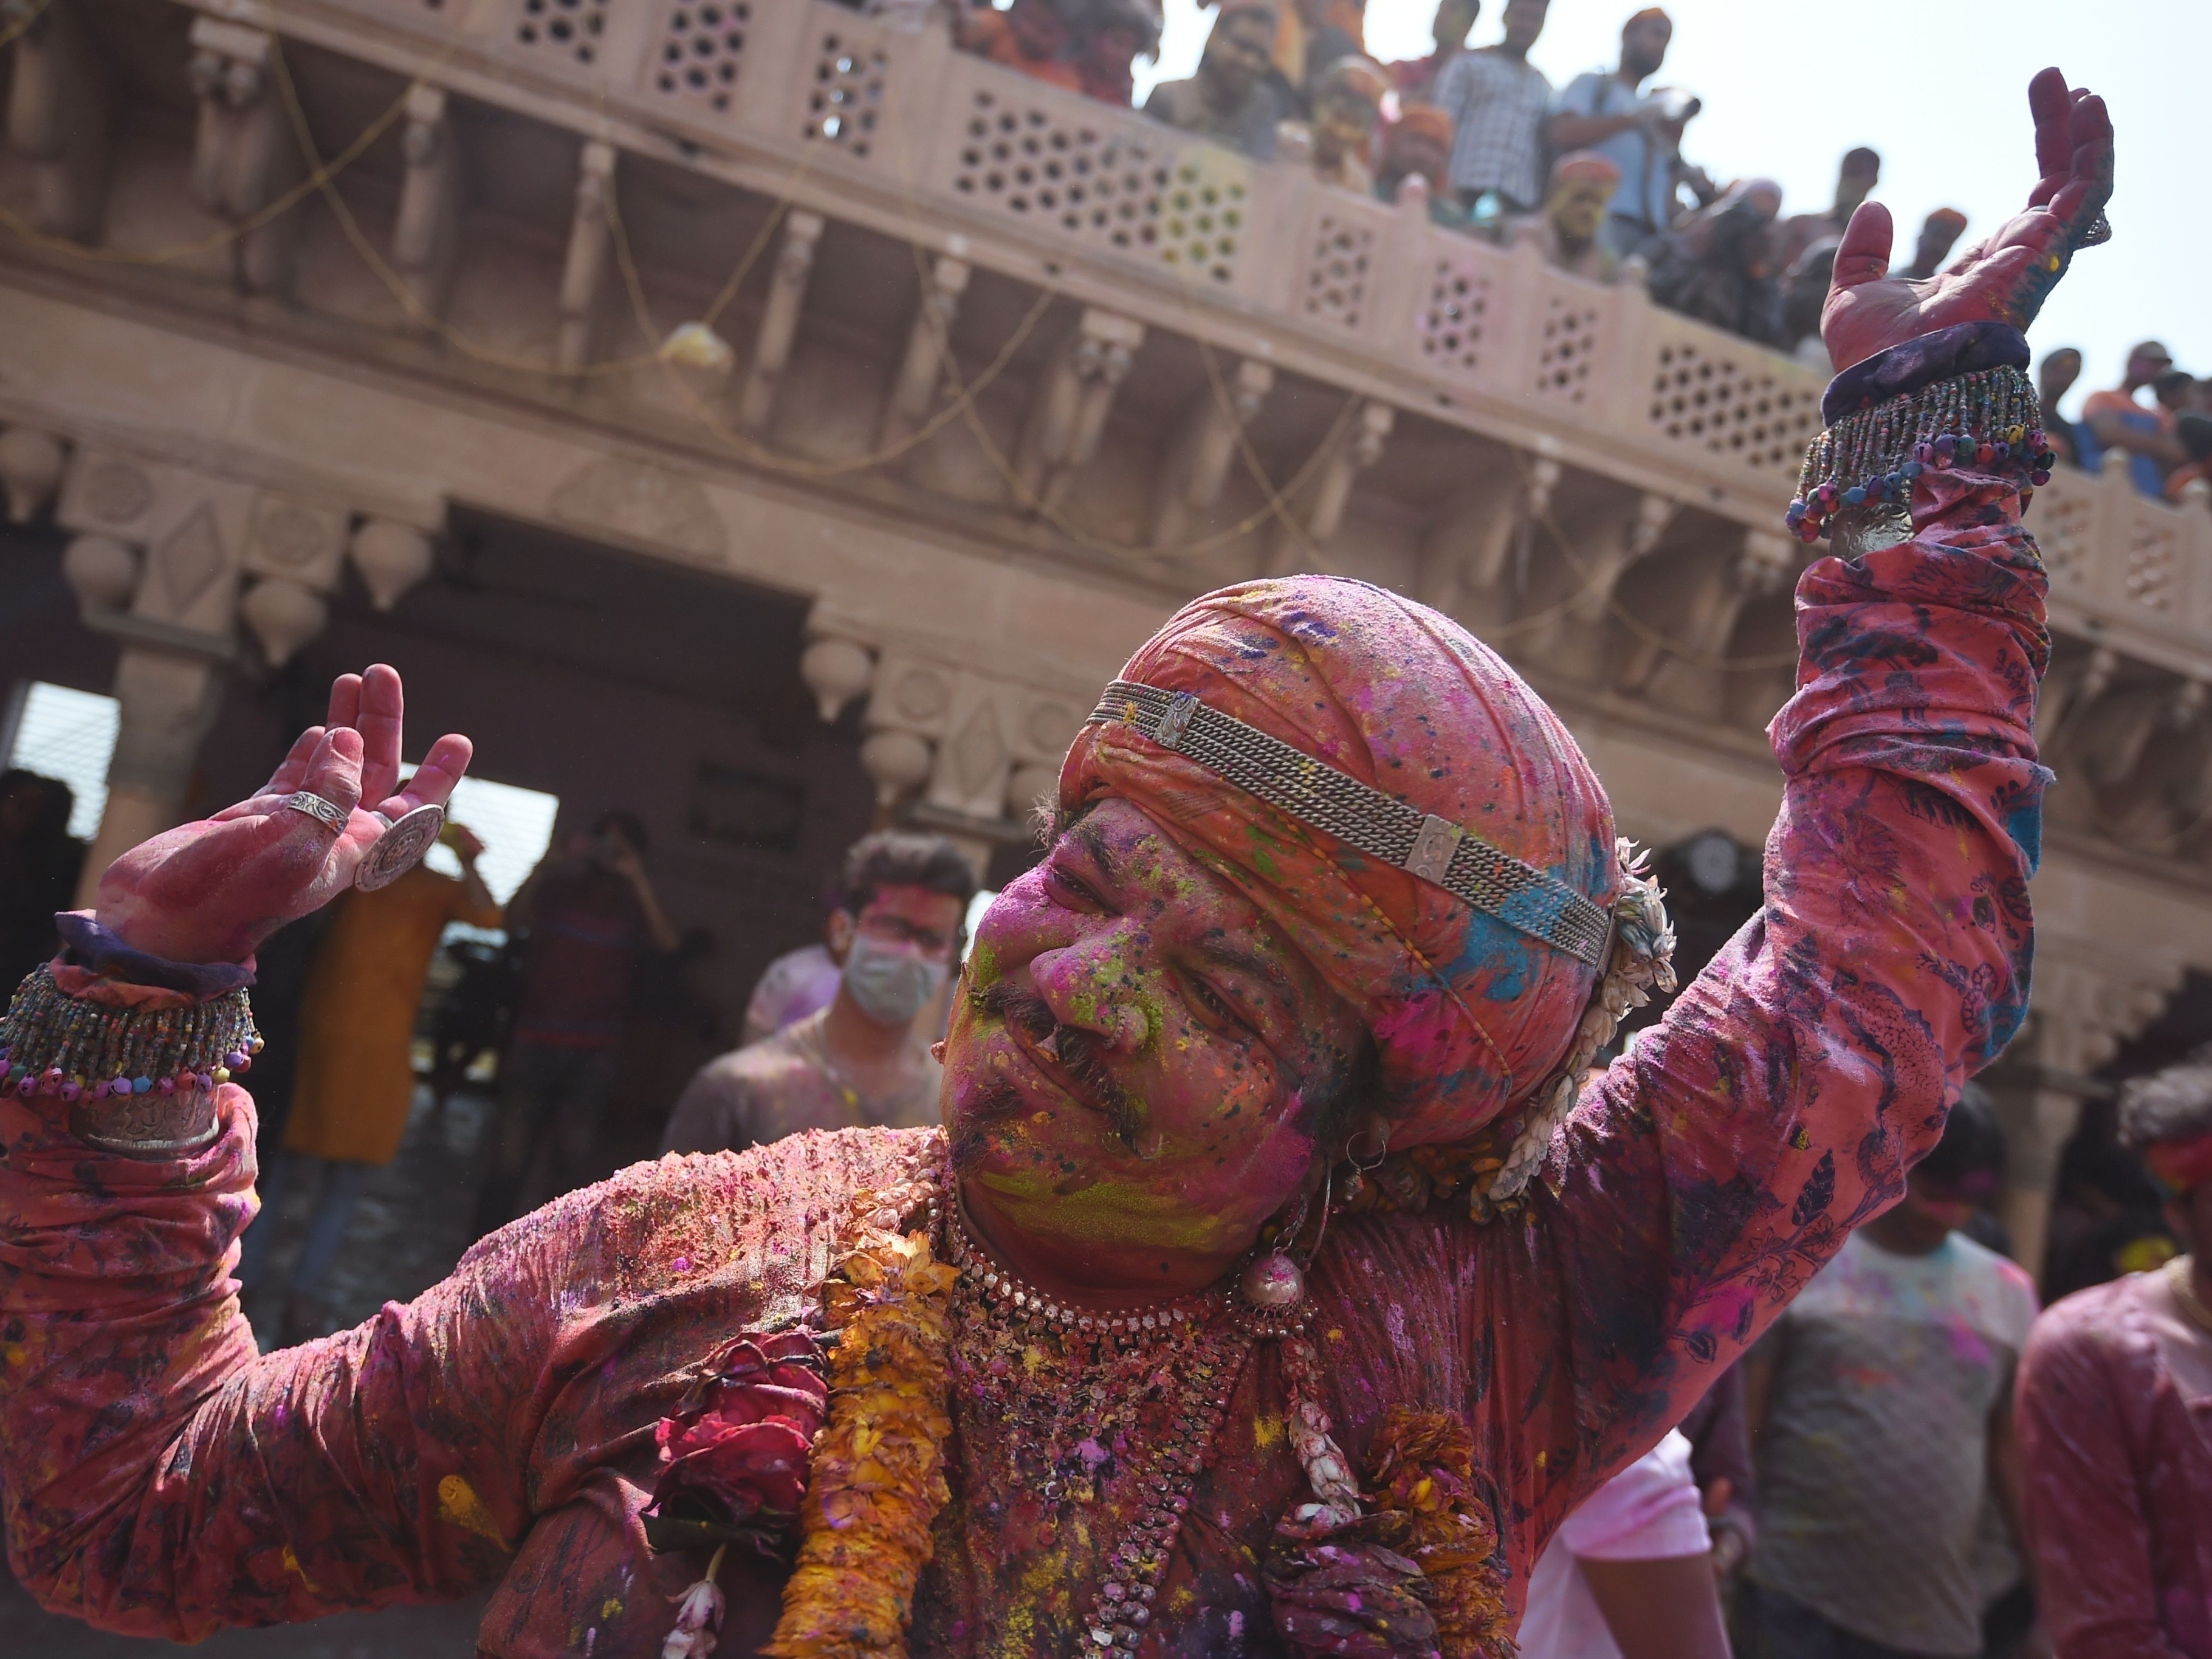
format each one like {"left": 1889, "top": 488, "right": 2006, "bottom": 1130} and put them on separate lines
{"left": 2016, "top": 1047, "right": 2212, "bottom": 1659}
{"left": 0, "top": 69, "right": 2114, "bottom": 1659}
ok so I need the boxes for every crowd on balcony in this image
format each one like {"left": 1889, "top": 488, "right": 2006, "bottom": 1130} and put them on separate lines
{"left": 2038, "top": 339, "right": 2212, "bottom": 501}
{"left": 907, "top": 5, "right": 2023, "bottom": 374}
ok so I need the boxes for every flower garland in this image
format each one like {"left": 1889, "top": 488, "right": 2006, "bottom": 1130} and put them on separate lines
{"left": 645, "top": 1158, "right": 1517, "bottom": 1659}
{"left": 763, "top": 1187, "right": 958, "bottom": 1659}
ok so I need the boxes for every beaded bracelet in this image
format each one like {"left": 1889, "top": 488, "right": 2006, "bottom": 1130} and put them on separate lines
{"left": 1786, "top": 363, "right": 2054, "bottom": 543}
{"left": 0, "top": 964, "right": 261, "bottom": 1107}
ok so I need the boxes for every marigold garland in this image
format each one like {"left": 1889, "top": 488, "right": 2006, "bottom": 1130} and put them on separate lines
{"left": 763, "top": 1198, "right": 958, "bottom": 1659}
{"left": 1361, "top": 1410, "right": 1517, "bottom": 1658}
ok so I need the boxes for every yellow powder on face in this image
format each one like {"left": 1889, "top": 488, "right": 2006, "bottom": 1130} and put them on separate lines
{"left": 974, "top": 1170, "right": 1241, "bottom": 1254}
{"left": 1252, "top": 1411, "right": 1285, "bottom": 1450}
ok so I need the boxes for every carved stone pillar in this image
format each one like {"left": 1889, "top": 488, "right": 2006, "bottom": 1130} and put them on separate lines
{"left": 1615, "top": 529, "right": 1793, "bottom": 696}
{"left": 1998, "top": 950, "right": 2183, "bottom": 1277}
{"left": 879, "top": 255, "right": 970, "bottom": 453}
{"left": 556, "top": 140, "right": 617, "bottom": 376}
{"left": 1266, "top": 399, "right": 1393, "bottom": 575}
{"left": 737, "top": 210, "right": 827, "bottom": 434}
{"left": 4, "top": 0, "right": 115, "bottom": 243}
{"left": 1150, "top": 357, "right": 1274, "bottom": 550}
{"left": 0, "top": 426, "right": 67, "bottom": 523}
{"left": 187, "top": 19, "right": 304, "bottom": 301}
{"left": 51, "top": 450, "right": 353, "bottom": 898}
{"left": 1014, "top": 309, "right": 1145, "bottom": 515}
{"left": 392, "top": 84, "right": 464, "bottom": 331}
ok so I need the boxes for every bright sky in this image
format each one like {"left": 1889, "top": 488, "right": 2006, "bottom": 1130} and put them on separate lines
{"left": 1138, "top": 1, "right": 2208, "bottom": 416}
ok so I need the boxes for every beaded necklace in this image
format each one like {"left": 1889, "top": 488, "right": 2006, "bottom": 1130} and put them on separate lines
{"left": 941, "top": 1202, "right": 1305, "bottom": 1654}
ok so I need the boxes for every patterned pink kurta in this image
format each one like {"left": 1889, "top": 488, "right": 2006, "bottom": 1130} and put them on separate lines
{"left": 0, "top": 468, "right": 2049, "bottom": 1655}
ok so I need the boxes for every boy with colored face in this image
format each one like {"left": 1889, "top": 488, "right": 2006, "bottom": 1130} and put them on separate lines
{"left": 1512, "top": 151, "right": 1624, "bottom": 283}
{"left": 2016, "top": 1048, "right": 2212, "bottom": 1659}
{"left": 662, "top": 830, "right": 974, "bottom": 1156}
{"left": 1739, "top": 1090, "right": 2038, "bottom": 1659}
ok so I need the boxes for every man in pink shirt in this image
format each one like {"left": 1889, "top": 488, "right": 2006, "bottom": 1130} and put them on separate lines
{"left": 2016, "top": 1046, "right": 2212, "bottom": 1659}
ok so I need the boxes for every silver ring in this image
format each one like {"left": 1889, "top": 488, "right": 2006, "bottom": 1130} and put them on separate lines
{"left": 354, "top": 802, "right": 446, "bottom": 892}
{"left": 282, "top": 791, "right": 350, "bottom": 834}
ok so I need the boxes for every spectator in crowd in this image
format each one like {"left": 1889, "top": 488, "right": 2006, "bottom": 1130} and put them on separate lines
{"left": 1431, "top": 0, "right": 1554, "bottom": 226}
{"left": 742, "top": 925, "right": 845, "bottom": 1048}
{"left": 1776, "top": 238, "right": 1839, "bottom": 369}
{"left": 1142, "top": 0, "right": 1288, "bottom": 160}
{"left": 473, "top": 808, "right": 678, "bottom": 1233}
{"left": 2036, "top": 345, "right": 2089, "bottom": 469}
{"left": 1645, "top": 177, "right": 1784, "bottom": 343}
{"left": 1676, "top": 1363, "right": 1757, "bottom": 1582}
{"left": 1514, "top": 1428, "right": 1729, "bottom": 1659}
{"left": 1547, "top": 8, "right": 1692, "bottom": 261}
{"left": 1740, "top": 1088, "right": 2037, "bottom": 1659}
{"left": 1390, "top": 0, "right": 1481, "bottom": 101}
{"left": 1898, "top": 205, "right": 1969, "bottom": 280}
{"left": 957, "top": 0, "right": 1084, "bottom": 94}
{"left": 1777, "top": 143, "right": 1880, "bottom": 270}
{"left": 1074, "top": 0, "right": 1163, "bottom": 106}
{"left": 2084, "top": 339, "right": 2186, "bottom": 497}
{"left": 1373, "top": 106, "right": 1479, "bottom": 230}
{"left": 1308, "top": 54, "right": 1387, "bottom": 191}
{"left": 0, "top": 769, "right": 80, "bottom": 996}
{"left": 661, "top": 829, "right": 974, "bottom": 1155}
{"left": 2016, "top": 1046, "right": 2212, "bottom": 1659}
{"left": 241, "top": 821, "right": 500, "bottom": 1345}
{"left": 1510, "top": 150, "right": 1624, "bottom": 282}
{"left": 1271, "top": 0, "right": 1364, "bottom": 105}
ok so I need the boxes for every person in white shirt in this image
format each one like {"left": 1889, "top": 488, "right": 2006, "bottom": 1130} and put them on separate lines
{"left": 1516, "top": 1428, "right": 1729, "bottom": 1659}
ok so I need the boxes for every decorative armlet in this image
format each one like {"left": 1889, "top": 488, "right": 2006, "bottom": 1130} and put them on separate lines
{"left": 0, "top": 965, "right": 260, "bottom": 1156}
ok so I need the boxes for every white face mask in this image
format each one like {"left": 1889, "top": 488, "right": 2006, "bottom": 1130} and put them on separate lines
{"left": 841, "top": 933, "right": 949, "bottom": 1028}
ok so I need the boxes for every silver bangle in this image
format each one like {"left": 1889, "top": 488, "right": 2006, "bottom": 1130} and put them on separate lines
{"left": 282, "top": 791, "right": 350, "bottom": 834}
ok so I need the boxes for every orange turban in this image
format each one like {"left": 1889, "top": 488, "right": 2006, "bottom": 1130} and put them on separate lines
{"left": 1551, "top": 149, "right": 1623, "bottom": 188}
{"left": 1394, "top": 104, "right": 1454, "bottom": 148}
{"left": 1059, "top": 577, "right": 1616, "bottom": 1151}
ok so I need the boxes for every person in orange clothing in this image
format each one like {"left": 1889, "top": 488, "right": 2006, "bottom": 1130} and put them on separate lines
{"left": 957, "top": 0, "right": 1085, "bottom": 95}
{"left": 238, "top": 820, "right": 500, "bottom": 1344}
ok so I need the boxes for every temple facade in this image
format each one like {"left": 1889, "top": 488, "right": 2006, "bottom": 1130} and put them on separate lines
{"left": 2, "top": 0, "right": 2207, "bottom": 1272}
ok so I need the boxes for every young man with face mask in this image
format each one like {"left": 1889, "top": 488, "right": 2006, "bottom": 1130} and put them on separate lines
{"left": 660, "top": 831, "right": 975, "bottom": 1156}
{"left": 0, "top": 70, "right": 2111, "bottom": 1659}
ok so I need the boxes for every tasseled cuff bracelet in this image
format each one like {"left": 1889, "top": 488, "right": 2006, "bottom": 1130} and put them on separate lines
{"left": 1786, "top": 363, "right": 2052, "bottom": 543}
{"left": 0, "top": 964, "right": 259, "bottom": 1156}
{"left": 1788, "top": 320, "right": 2050, "bottom": 543}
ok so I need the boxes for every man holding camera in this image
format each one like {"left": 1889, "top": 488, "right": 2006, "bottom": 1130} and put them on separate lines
{"left": 1548, "top": 8, "right": 1707, "bottom": 261}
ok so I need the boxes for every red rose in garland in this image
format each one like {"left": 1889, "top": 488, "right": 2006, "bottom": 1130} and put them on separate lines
{"left": 644, "top": 1330, "right": 829, "bottom": 1555}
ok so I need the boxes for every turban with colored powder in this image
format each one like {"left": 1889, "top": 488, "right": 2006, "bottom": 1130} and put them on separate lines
{"left": 1393, "top": 103, "right": 1454, "bottom": 148}
{"left": 1551, "top": 149, "right": 1624, "bottom": 189}
{"left": 1059, "top": 576, "right": 1616, "bottom": 1151}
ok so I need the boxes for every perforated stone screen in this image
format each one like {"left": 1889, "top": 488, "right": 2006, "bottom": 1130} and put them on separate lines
{"left": 652, "top": 2, "right": 752, "bottom": 113}
{"left": 1416, "top": 255, "right": 1493, "bottom": 379}
{"left": 2126, "top": 516, "right": 2181, "bottom": 614}
{"left": 950, "top": 89, "right": 1244, "bottom": 284}
{"left": 1302, "top": 212, "right": 1375, "bottom": 331}
{"left": 514, "top": 0, "right": 610, "bottom": 66}
{"left": 1533, "top": 295, "right": 1602, "bottom": 405}
{"left": 803, "top": 30, "right": 887, "bottom": 155}
{"left": 1647, "top": 339, "right": 1822, "bottom": 475}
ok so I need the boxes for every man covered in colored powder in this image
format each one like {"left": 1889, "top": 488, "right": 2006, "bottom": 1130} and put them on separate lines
{"left": 0, "top": 68, "right": 2112, "bottom": 1659}
{"left": 2016, "top": 1046, "right": 2212, "bottom": 1659}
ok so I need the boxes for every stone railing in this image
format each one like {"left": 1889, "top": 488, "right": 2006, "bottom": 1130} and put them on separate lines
{"left": 145, "top": 0, "right": 2209, "bottom": 665}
